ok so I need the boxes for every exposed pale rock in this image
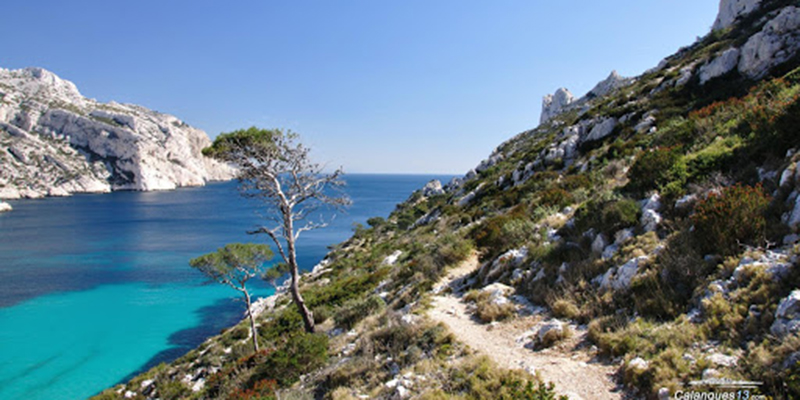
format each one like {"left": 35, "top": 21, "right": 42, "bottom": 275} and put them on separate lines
{"left": 699, "top": 48, "right": 741, "bottom": 84}
{"left": 591, "top": 234, "right": 607, "bottom": 254}
{"left": 614, "top": 228, "right": 635, "bottom": 245}
{"left": 0, "top": 67, "right": 234, "bottom": 199}
{"left": 588, "top": 71, "right": 633, "bottom": 98}
{"left": 712, "top": 0, "right": 762, "bottom": 31}
{"left": 641, "top": 209, "right": 662, "bottom": 232}
{"left": 540, "top": 88, "right": 575, "bottom": 124}
{"left": 537, "top": 319, "right": 565, "bottom": 343}
{"left": 421, "top": 180, "right": 444, "bottom": 197}
{"left": 707, "top": 353, "right": 739, "bottom": 368}
{"left": 0, "top": 202, "right": 11, "bottom": 212}
{"left": 382, "top": 250, "right": 403, "bottom": 266}
{"left": 583, "top": 117, "right": 617, "bottom": 143}
{"left": 772, "top": 290, "right": 800, "bottom": 337}
{"left": 739, "top": 6, "right": 800, "bottom": 79}
{"left": 628, "top": 357, "right": 649, "bottom": 371}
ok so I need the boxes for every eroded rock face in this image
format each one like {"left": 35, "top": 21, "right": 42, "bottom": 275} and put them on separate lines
{"left": 0, "top": 67, "right": 234, "bottom": 199}
{"left": 739, "top": 6, "right": 800, "bottom": 79}
{"left": 699, "top": 47, "right": 741, "bottom": 84}
{"left": 712, "top": 0, "right": 762, "bottom": 31}
{"left": 540, "top": 88, "right": 575, "bottom": 124}
{"left": 588, "top": 71, "right": 633, "bottom": 98}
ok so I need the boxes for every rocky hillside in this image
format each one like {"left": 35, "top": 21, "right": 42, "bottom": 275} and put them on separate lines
{"left": 95, "top": 1, "right": 800, "bottom": 399}
{"left": 0, "top": 67, "right": 234, "bottom": 199}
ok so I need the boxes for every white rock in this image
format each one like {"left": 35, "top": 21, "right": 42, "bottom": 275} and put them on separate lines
{"left": 707, "top": 353, "right": 739, "bottom": 368}
{"left": 739, "top": 6, "right": 800, "bottom": 79}
{"left": 591, "top": 234, "right": 608, "bottom": 254}
{"left": 675, "top": 194, "right": 697, "bottom": 209}
{"left": 583, "top": 117, "right": 617, "bottom": 143}
{"left": 613, "top": 256, "right": 649, "bottom": 290}
{"left": 382, "top": 250, "right": 403, "bottom": 266}
{"left": 781, "top": 162, "right": 797, "bottom": 187}
{"left": 702, "top": 368, "right": 720, "bottom": 380}
{"left": 699, "top": 48, "right": 741, "bottom": 84}
{"left": 421, "top": 180, "right": 444, "bottom": 197}
{"left": 787, "top": 194, "right": 800, "bottom": 230}
{"left": 614, "top": 228, "right": 635, "bottom": 245}
{"left": 0, "top": 67, "right": 234, "bottom": 199}
{"left": 602, "top": 244, "right": 619, "bottom": 260}
{"left": 540, "top": 88, "right": 575, "bottom": 124}
{"left": 712, "top": 0, "right": 762, "bottom": 31}
{"left": 124, "top": 390, "right": 136, "bottom": 399}
{"left": 537, "top": 319, "right": 565, "bottom": 343}
{"left": 658, "top": 387, "right": 671, "bottom": 400}
{"left": 641, "top": 209, "right": 662, "bottom": 232}
{"left": 588, "top": 71, "right": 632, "bottom": 98}
{"left": 0, "top": 202, "right": 11, "bottom": 212}
{"left": 641, "top": 193, "right": 662, "bottom": 213}
{"left": 628, "top": 357, "right": 649, "bottom": 371}
{"left": 773, "top": 290, "right": 800, "bottom": 338}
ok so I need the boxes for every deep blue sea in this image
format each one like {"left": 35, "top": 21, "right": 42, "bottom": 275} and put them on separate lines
{"left": 0, "top": 174, "right": 452, "bottom": 400}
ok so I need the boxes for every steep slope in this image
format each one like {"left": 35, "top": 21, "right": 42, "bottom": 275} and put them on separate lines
{"left": 0, "top": 67, "right": 234, "bottom": 199}
{"left": 96, "top": 1, "right": 800, "bottom": 399}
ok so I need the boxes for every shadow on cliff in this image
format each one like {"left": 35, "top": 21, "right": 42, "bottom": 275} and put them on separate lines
{"left": 119, "top": 296, "right": 245, "bottom": 384}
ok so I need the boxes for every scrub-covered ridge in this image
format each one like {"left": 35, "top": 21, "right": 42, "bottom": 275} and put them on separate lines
{"left": 96, "top": 1, "right": 800, "bottom": 398}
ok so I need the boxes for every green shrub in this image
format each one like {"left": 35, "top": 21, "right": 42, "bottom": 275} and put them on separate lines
{"left": 472, "top": 207, "right": 535, "bottom": 259}
{"left": 691, "top": 184, "right": 770, "bottom": 256}
{"left": 464, "top": 290, "right": 516, "bottom": 323}
{"left": 537, "top": 187, "right": 574, "bottom": 209}
{"left": 334, "top": 295, "right": 386, "bottom": 329}
{"left": 627, "top": 147, "right": 687, "bottom": 195}
{"left": 551, "top": 298, "right": 580, "bottom": 320}
{"left": 574, "top": 197, "right": 640, "bottom": 236}
{"left": 251, "top": 332, "right": 329, "bottom": 387}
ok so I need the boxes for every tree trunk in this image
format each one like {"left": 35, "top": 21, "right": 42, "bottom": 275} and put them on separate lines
{"left": 243, "top": 288, "right": 260, "bottom": 353}
{"left": 286, "top": 216, "right": 315, "bottom": 333}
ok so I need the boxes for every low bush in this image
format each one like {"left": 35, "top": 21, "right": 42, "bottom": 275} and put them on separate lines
{"left": 574, "top": 198, "right": 640, "bottom": 237}
{"left": 251, "top": 332, "right": 329, "bottom": 387}
{"left": 333, "top": 295, "right": 386, "bottom": 329}
{"left": 691, "top": 184, "right": 770, "bottom": 256}
{"left": 430, "top": 355, "right": 568, "bottom": 400}
{"left": 464, "top": 290, "right": 516, "bottom": 323}
{"left": 626, "top": 147, "right": 687, "bottom": 195}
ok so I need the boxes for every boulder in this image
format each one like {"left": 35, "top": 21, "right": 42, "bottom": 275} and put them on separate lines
{"left": 739, "top": 6, "right": 800, "bottom": 79}
{"left": 537, "top": 319, "right": 565, "bottom": 343}
{"left": 699, "top": 48, "right": 741, "bottom": 84}
{"left": 641, "top": 209, "right": 662, "bottom": 232}
{"left": 0, "top": 202, "right": 11, "bottom": 212}
{"left": 583, "top": 117, "right": 617, "bottom": 143}
{"left": 772, "top": 290, "right": 800, "bottom": 337}
{"left": 421, "top": 180, "right": 444, "bottom": 197}
{"left": 382, "top": 250, "right": 403, "bottom": 266}
{"left": 591, "top": 234, "right": 608, "bottom": 254}
{"left": 628, "top": 357, "right": 649, "bottom": 371}
{"left": 712, "top": 0, "right": 762, "bottom": 31}
{"left": 540, "top": 88, "right": 575, "bottom": 124}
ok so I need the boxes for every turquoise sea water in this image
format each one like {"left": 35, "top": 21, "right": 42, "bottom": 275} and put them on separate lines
{"left": 0, "top": 174, "right": 452, "bottom": 400}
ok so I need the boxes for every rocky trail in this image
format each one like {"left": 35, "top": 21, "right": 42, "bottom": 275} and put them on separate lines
{"left": 427, "top": 254, "right": 625, "bottom": 400}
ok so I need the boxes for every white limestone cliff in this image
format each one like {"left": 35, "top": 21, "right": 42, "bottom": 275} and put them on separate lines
{"left": 712, "top": 0, "right": 762, "bottom": 31}
{"left": 539, "top": 88, "right": 574, "bottom": 125}
{"left": 739, "top": 6, "right": 800, "bottom": 79}
{"left": 0, "top": 67, "right": 234, "bottom": 199}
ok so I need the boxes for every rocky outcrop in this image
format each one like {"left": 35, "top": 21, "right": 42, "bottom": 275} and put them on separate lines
{"left": 739, "top": 6, "right": 800, "bottom": 79}
{"left": 540, "top": 88, "right": 574, "bottom": 124}
{"left": 587, "top": 71, "right": 633, "bottom": 98}
{"left": 421, "top": 180, "right": 444, "bottom": 197}
{"left": 0, "top": 201, "right": 11, "bottom": 212}
{"left": 0, "top": 67, "right": 234, "bottom": 199}
{"left": 699, "top": 47, "right": 741, "bottom": 84}
{"left": 712, "top": 0, "right": 762, "bottom": 31}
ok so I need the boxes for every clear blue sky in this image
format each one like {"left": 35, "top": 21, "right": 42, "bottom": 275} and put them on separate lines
{"left": 0, "top": 1, "right": 718, "bottom": 174}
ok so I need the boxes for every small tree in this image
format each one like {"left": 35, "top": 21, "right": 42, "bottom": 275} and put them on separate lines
{"left": 204, "top": 127, "right": 349, "bottom": 333}
{"left": 190, "top": 243, "right": 273, "bottom": 353}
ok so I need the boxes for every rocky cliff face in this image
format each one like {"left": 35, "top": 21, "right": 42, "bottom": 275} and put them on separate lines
{"left": 0, "top": 67, "right": 234, "bottom": 199}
